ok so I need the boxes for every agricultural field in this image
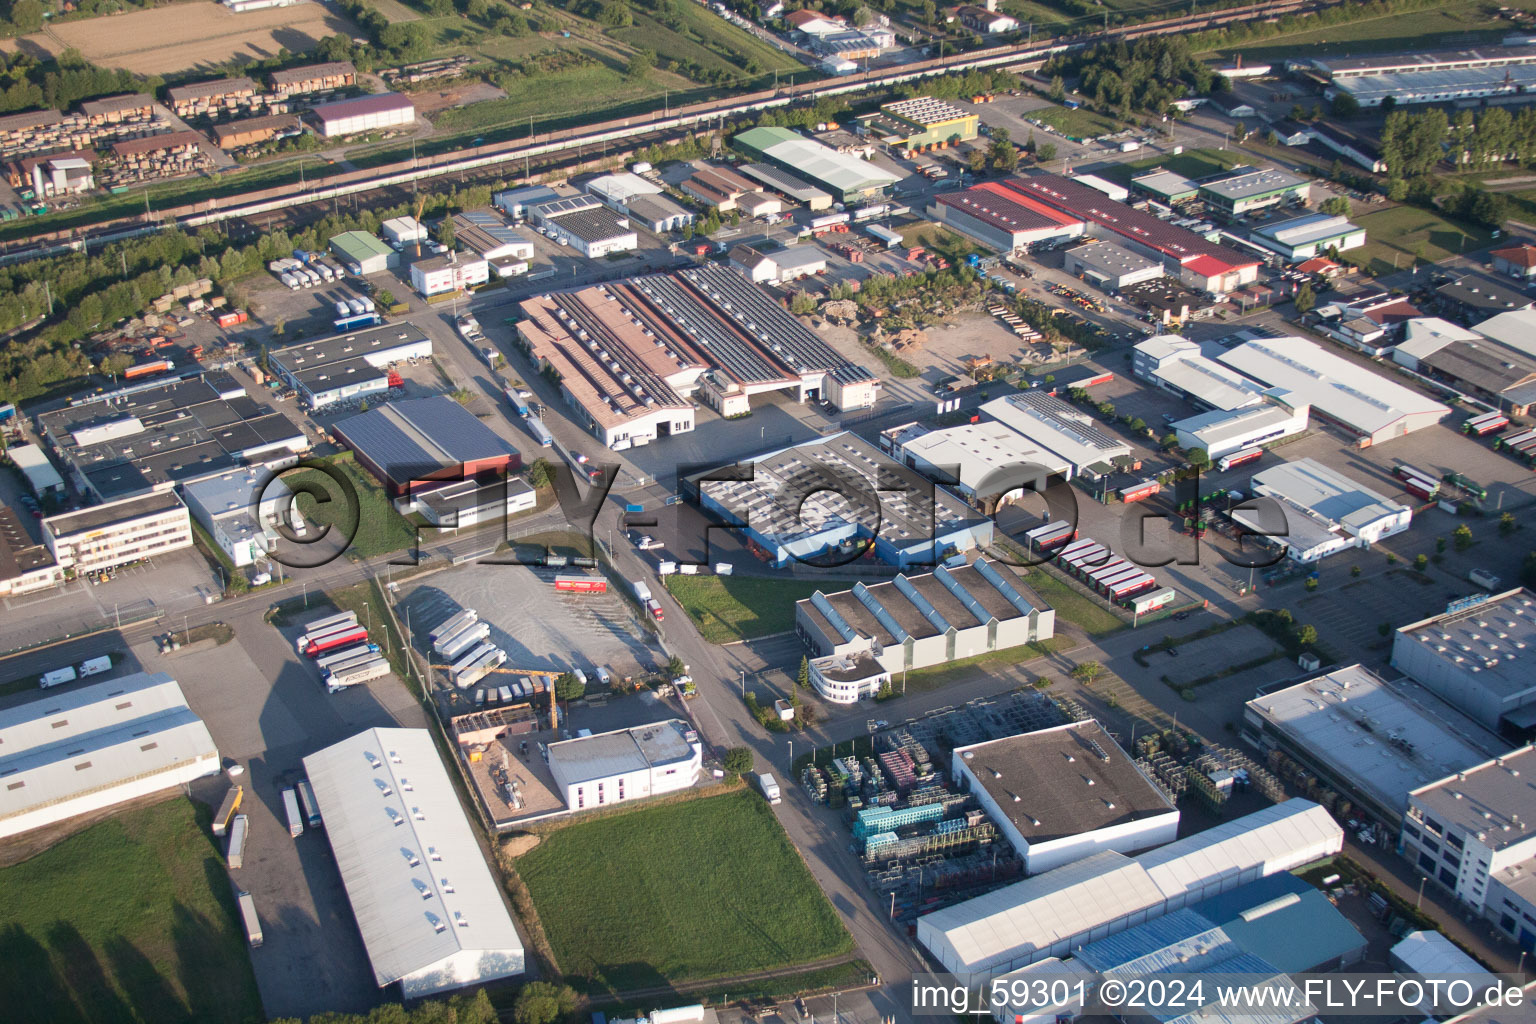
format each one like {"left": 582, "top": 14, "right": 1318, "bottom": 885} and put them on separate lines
{"left": 1344, "top": 204, "right": 1495, "bottom": 275}
{"left": 0, "top": 798, "right": 263, "bottom": 1024}
{"left": 0, "top": 1, "right": 361, "bottom": 76}
{"left": 516, "top": 789, "right": 853, "bottom": 993}
{"left": 1201, "top": 0, "right": 1536, "bottom": 62}
{"left": 664, "top": 575, "right": 850, "bottom": 643}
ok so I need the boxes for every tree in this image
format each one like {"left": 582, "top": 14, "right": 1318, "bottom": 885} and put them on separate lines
{"left": 797, "top": 655, "right": 810, "bottom": 690}
{"left": 667, "top": 654, "right": 686, "bottom": 677}
{"left": 1415, "top": 553, "right": 1429, "bottom": 570}
{"left": 375, "top": 288, "right": 396, "bottom": 308}
{"left": 1071, "top": 661, "right": 1103, "bottom": 684}
{"left": 921, "top": 0, "right": 936, "bottom": 23}
{"left": 1330, "top": 93, "right": 1360, "bottom": 119}
{"left": 512, "top": 982, "right": 578, "bottom": 1024}
{"left": 1160, "top": 432, "right": 1180, "bottom": 449}
{"left": 1233, "top": 120, "right": 1248, "bottom": 143}
{"left": 526, "top": 458, "right": 554, "bottom": 489}
{"left": 1129, "top": 417, "right": 1147, "bottom": 433}
{"left": 10, "top": 0, "right": 44, "bottom": 33}
{"left": 434, "top": 218, "right": 455, "bottom": 248}
{"left": 1297, "top": 624, "right": 1318, "bottom": 647}
{"left": 1501, "top": 512, "right": 1517, "bottom": 535}
{"left": 989, "top": 127, "right": 1018, "bottom": 172}
{"left": 969, "top": 148, "right": 987, "bottom": 174}
{"left": 723, "top": 747, "right": 754, "bottom": 775}
{"left": 1320, "top": 196, "right": 1350, "bottom": 217}
{"left": 1454, "top": 524, "right": 1474, "bottom": 551}
{"left": 625, "top": 49, "right": 655, "bottom": 82}
{"left": 451, "top": 989, "right": 499, "bottom": 1024}
{"left": 1293, "top": 281, "right": 1316, "bottom": 314}
{"left": 1187, "top": 447, "right": 1211, "bottom": 470}
{"left": 1035, "top": 142, "right": 1056, "bottom": 163}
{"left": 554, "top": 672, "right": 585, "bottom": 702}
{"left": 1049, "top": 75, "right": 1066, "bottom": 103}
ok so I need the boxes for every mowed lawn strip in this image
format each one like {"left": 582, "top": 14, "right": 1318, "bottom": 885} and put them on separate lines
{"left": 516, "top": 789, "right": 852, "bottom": 993}
{"left": 664, "top": 575, "right": 851, "bottom": 643}
{"left": 0, "top": 798, "right": 263, "bottom": 1024}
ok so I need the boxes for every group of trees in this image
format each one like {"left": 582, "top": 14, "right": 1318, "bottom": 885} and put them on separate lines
{"left": 1381, "top": 105, "right": 1536, "bottom": 177}
{"left": 0, "top": 48, "right": 160, "bottom": 116}
{"left": 269, "top": 989, "right": 496, "bottom": 1024}
{"left": 1043, "top": 38, "right": 1224, "bottom": 120}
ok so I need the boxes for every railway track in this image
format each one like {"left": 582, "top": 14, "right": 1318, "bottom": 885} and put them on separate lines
{"left": 0, "top": 0, "right": 1343, "bottom": 266}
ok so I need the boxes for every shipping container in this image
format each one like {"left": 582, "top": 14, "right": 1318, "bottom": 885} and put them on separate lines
{"left": 227, "top": 814, "right": 249, "bottom": 869}
{"left": 313, "top": 642, "right": 377, "bottom": 673}
{"left": 319, "top": 649, "right": 387, "bottom": 678}
{"left": 237, "top": 891, "right": 262, "bottom": 947}
{"left": 433, "top": 617, "right": 483, "bottom": 656}
{"left": 77, "top": 655, "right": 112, "bottom": 677}
{"left": 39, "top": 666, "right": 76, "bottom": 688}
{"left": 554, "top": 574, "right": 608, "bottom": 594}
{"left": 300, "top": 621, "right": 369, "bottom": 653}
{"left": 1117, "top": 480, "right": 1160, "bottom": 503}
{"left": 213, "top": 785, "right": 244, "bottom": 837}
{"left": 503, "top": 386, "right": 531, "bottom": 417}
{"left": 282, "top": 787, "right": 304, "bottom": 838}
{"left": 307, "top": 756, "right": 336, "bottom": 802}
{"left": 437, "top": 621, "right": 490, "bottom": 661}
{"left": 335, "top": 300, "right": 351, "bottom": 318}
{"left": 124, "top": 358, "right": 174, "bottom": 379}
{"left": 1465, "top": 410, "right": 1509, "bottom": 436}
{"left": 630, "top": 579, "right": 652, "bottom": 603}
{"left": 428, "top": 609, "right": 477, "bottom": 645}
{"left": 304, "top": 625, "right": 369, "bottom": 657}
{"left": 497, "top": 684, "right": 513, "bottom": 703}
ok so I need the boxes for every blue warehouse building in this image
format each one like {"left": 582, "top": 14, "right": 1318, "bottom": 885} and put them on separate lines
{"left": 690, "top": 431, "right": 993, "bottom": 569}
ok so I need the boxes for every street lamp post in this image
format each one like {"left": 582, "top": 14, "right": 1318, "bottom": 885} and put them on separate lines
{"left": 739, "top": 669, "right": 744, "bottom": 697}
{"left": 1416, "top": 876, "right": 1427, "bottom": 910}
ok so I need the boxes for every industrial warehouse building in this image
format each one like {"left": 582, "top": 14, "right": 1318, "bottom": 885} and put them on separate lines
{"left": 42, "top": 490, "right": 193, "bottom": 574}
{"left": 329, "top": 230, "right": 398, "bottom": 276}
{"left": 514, "top": 265, "right": 877, "bottom": 447}
{"left": 954, "top": 721, "right": 1178, "bottom": 874}
{"left": 270, "top": 60, "right": 356, "bottom": 98}
{"left": 878, "top": 420, "right": 1071, "bottom": 507}
{"left": 732, "top": 125, "right": 900, "bottom": 204}
{"left": 332, "top": 396, "right": 522, "bottom": 496}
{"left": 1242, "top": 664, "right": 1501, "bottom": 824}
{"left": 1217, "top": 335, "right": 1449, "bottom": 444}
{"left": 1008, "top": 174, "right": 1261, "bottom": 294}
{"left": 531, "top": 195, "right": 638, "bottom": 258}
{"left": 1251, "top": 213, "right": 1366, "bottom": 261}
{"left": 917, "top": 798, "right": 1343, "bottom": 979}
{"left": 794, "top": 558, "right": 1054, "bottom": 701}
{"left": 309, "top": 92, "right": 415, "bottom": 137}
{"left": 992, "top": 877, "right": 1364, "bottom": 1024}
{"left": 394, "top": 476, "right": 536, "bottom": 531}
{"left": 736, "top": 162, "right": 833, "bottom": 210}
{"left": 866, "top": 95, "right": 979, "bottom": 149}
{"left": 382, "top": 215, "right": 428, "bottom": 246}
{"left": 268, "top": 322, "right": 433, "bottom": 410}
{"left": 928, "top": 181, "right": 1084, "bottom": 251}
{"left": 1063, "top": 241, "right": 1164, "bottom": 291}
{"left": 1132, "top": 335, "right": 1266, "bottom": 411}
{"left": 10, "top": 443, "right": 64, "bottom": 497}
{"left": 1170, "top": 395, "right": 1311, "bottom": 460}
{"left": 1232, "top": 457, "right": 1410, "bottom": 563}
{"left": 546, "top": 719, "right": 703, "bottom": 810}
{"left": 211, "top": 113, "right": 302, "bottom": 150}
{"left": 36, "top": 374, "right": 307, "bottom": 502}
{"left": 1391, "top": 588, "right": 1536, "bottom": 735}
{"left": 978, "top": 392, "right": 1131, "bottom": 480}
{"left": 1398, "top": 744, "right": 1536, "bottom": 944}
{"left": 303, "top": 727, "right": 525, "bottom": 997}
{"left": 0, "top": 673, "right": 219, "bottom": 840}
{"left": 695, "top": 431, "right": 992, "bottom": 569}
{"left": 180, "top": 466, "right": 294, "bottom": 567}
{"left": 452, "top": 211, "right": 534, "bottom": 269}
{"left": 1197, "top": 167, "right": 1311, "bottom": 218}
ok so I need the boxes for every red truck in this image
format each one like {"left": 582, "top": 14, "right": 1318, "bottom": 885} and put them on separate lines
{"left": 646, "top": 598, "right": 664, "bottom": 621}
{"left": 303, "top": 625, "right": 369, "bottom": 658}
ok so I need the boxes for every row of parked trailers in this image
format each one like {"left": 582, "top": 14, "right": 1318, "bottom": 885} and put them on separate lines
{"left": 1393, "top": 463, "right": 1442, "bottom": 502}
{"left": 1495, "top": 427, "right": 1536, "bottom": 465}
{"left": 296, "top": 611, "right": 388, "bottom": 690}
{"left": 429, "top": 607, "right": 512, "bottom": 688}
{"left": 1465, "top": 410, "right": 1510, "bottom": 436}
{"left": 1024, "top": 520, "right": 1175, "bottom": 610}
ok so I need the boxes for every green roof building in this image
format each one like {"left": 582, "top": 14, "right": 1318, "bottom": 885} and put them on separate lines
{"left": 329, "top": 231, "right": 399, "bottom": 275}
{"left": 733, "top": 125, "right": 900, "bottom": 205}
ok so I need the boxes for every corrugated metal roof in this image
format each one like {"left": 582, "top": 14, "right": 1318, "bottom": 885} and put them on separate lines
{"left": 333, "top": 397, "right": 519, "bottom": 484}
{"left": 302, "top": 728, "right": 524, "bottom": 989}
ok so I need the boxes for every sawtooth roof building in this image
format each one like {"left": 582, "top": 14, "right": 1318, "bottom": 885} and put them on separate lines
{"left": 954, "top": 720, "right": 1179, "bottom": 874}
{"left": 794, "top": 558, "right": 1054, "bottom": 700}
{"left": 916, "top": 799, "right": 1343, "bottom": 980}
{"left": 303, "top": 728, "right": 525, "bottom": 998}
{"left": 332, "top": 396, "right": 521, "bottom": 496}
{"left": 0, "top": 672, "right": 219, "bottom": 840}
{"left": 693, "top": 431, "right": 993, "bottom": 569}
{"left": 37, "top": 374, "right": 307, "bottom": 502}
{"left": 514, "top": 265, "right": 878, "bottom": 448}
{"left": 1007, "top": 173, "right": 1261, "bottom": 295}
{"left": 1216, "top": 335, "right": 1449, "bottom": 445}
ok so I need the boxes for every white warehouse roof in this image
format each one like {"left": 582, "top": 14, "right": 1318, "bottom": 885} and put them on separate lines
{"left": 916, "top": 799, "right": 1342, "bottom": 978}
{"left": 586, "top": 172, "right": 663, "bottom": 206}
{"left": 0, "top": 672, "right": 219, "bottom": 839}
{"left": 303, "top": 728, "right": 525, "bottom": 998}
{"left": 1218, "top": 336, "right": 1449, "bottom": 442}
{"left": 979, "top": 392, "right": 1131, "bottom": 473}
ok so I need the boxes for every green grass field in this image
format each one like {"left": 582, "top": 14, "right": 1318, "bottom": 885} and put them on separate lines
{"left": 286, "top": 452, "right": 417, "bottom": 560}
{"left": 0, "top": 799, "right": 263, "bottom": 1024}
{"left": 1016, "top": 566, "right": 1128, "bottom": 637}
{"left": 516, "top": 789, "right": 852, "bottom": 993}
{"left": 1203, "top": 0, "right": 1536, "bottom": 61}
{"left": 664, "top": 575, "right": 850, "bottom": 643}
{"left": 1031, "top": 105, "right": 1124, "bottom": 141}
{"left": 1344, "top": 205, "right": 1494, "bottom": 275}
{"left": 1098, "top": 148, "right": 1243, "bottom": 187}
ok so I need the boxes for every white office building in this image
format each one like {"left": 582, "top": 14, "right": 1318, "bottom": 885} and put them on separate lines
{"left": 545, "top": 719, "right": 702, "bottom": 810}
{"left": 979, "top": 392, "right": 1131, "bottom": 479}
{"left": 954, "top": 721, "right": 1179, "bottom": 874}
{"left": 410, "top": 253, "right": 491, "bottom": 298}
{"left": 1171, "top": 393, "right": 1310, "bottom": 460}
{"left": 879, "top": 420, "right": 1071, "bottom": 502}
{"left": 0, "top": 673, "right": 219, "bottom": 840}
{"left": 917, "top": 799, "right": 1343, "bottom": 980}
{"left": 394, "top": 477, "right": 536, "bottom": 531}
{"left": 180, "top": 467, "right": 293, "bottom": 567}
{"left": 303, "top": 728, "right": 526, "bottom": 997}
{"left": 43, "top": 490, "right": 193, "bottom": 573}
{"left": 1233, "top": 457, "right": 1410, "bottom": 563}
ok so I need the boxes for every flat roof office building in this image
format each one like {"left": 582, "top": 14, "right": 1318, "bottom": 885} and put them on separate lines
{"left": 1198, "top": 167, "right": 1311, "bottom": 217}
{"left": 978, "top": 392, "right": 1131, "bottom": 479}
{"left": 1252, "top": 213, "right": 1366, "bottom": 261}
{"left": 42, "top": 490, "right": 193, "bottom": 573}
{"left": 1133, "top": 335, "right": 1266, "bottom": 412}
{"left": 332, "top": 396, "right": 522, "bottom": 496}
{"left": 1063, "top": 241, "right": 1164, "bottom": 291}
{"left": 545, "top": 719, "right": 702, "bottom": 810}
{"left": 268, "top": 323, "right": 433, "bottom": 410}
{"left": 180, "top": 466, "right": 293, "bottom": 568}
{"left": 878, "top": 420, "right": 1071, "bottom": 506}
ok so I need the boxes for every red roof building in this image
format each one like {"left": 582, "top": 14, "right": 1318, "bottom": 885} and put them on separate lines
{"left": 1492, "top": 243, "right": 1536, "bottom": 281}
